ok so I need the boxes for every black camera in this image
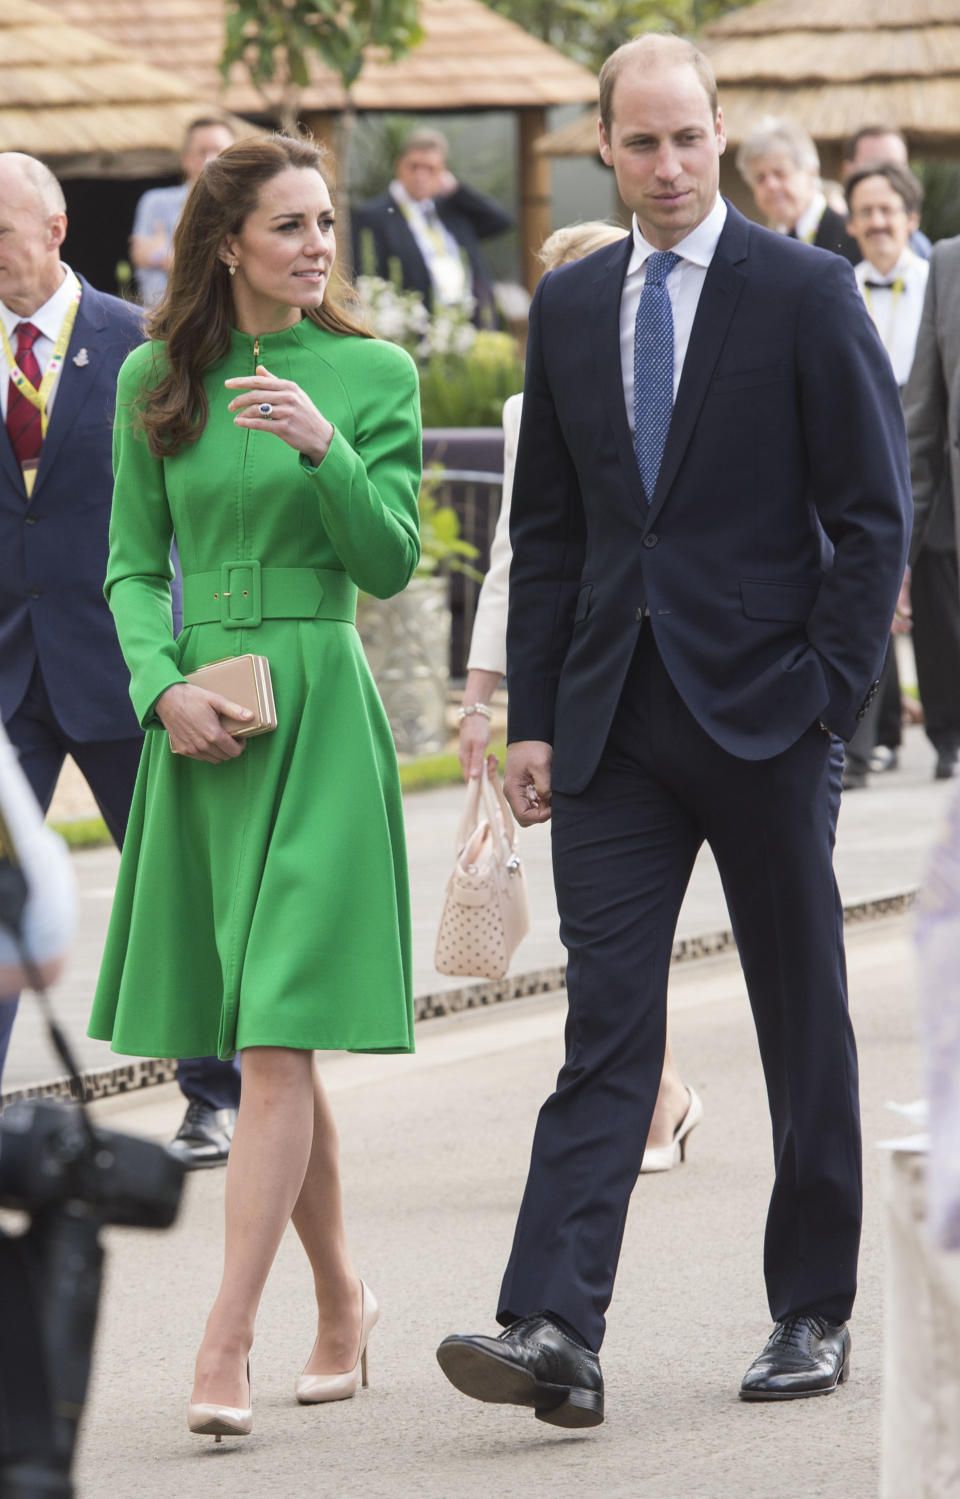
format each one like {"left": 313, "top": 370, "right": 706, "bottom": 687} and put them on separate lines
{"left": 0, "top": 1103, "right": 185, "bottom": 1499}
{"left": 0, "top": 1097, "right": 183, "bottom": 1228}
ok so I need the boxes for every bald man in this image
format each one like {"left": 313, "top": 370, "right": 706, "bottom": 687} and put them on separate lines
{"left": 0, "top": 154, "right": 240, "bottom": 1164}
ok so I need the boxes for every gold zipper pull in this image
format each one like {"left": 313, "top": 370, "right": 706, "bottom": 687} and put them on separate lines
{"left": 253, "top": 336, "right": 260, "bottom": 364}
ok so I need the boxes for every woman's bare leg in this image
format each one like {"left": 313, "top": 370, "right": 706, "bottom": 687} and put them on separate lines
{"left": 191, "top": 1045, "right": 317, "bottom": 1408}
{"left": 644, "top": 1033, "right": 691, "bottom": 1150}
{"left": 291, "top": 1059, "right": 363, "bottom": 1376}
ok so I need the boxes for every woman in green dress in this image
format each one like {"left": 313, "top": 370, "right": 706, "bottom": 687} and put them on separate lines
{"left": 89, "top": 135, "right": 421, "bottom": 1437}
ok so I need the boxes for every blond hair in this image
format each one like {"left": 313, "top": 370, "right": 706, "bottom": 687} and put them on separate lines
{"left": 538, "top": 220, "right": 628, "bottom": 273}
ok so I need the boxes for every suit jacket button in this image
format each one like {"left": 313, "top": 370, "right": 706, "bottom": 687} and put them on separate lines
{"left": 25, "top": 515, "right": 37, "bottom": 525}
{"left": 29, "top": 587, "right": 41, "bottom": 598}
{"left": 643, "top": 533, "right": 658, "bottom": 549}
{"left": 635, "top": 607, "right": 643, "bottom": 621}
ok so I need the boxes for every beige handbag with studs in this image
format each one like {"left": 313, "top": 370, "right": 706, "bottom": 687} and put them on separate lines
{"left": 435, "top": 771, "right": 531, "bottom": 980}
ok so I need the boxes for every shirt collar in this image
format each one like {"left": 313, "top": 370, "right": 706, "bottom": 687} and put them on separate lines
{"left": 389, "top": 180, "right": 437, "bottom": 218}
{"left": 855, "top": 247, "right": 917, "bottom": 286}
{"left": 789, "top": 191, "right": 826, "bottom": 242}
{"left": 627, "top": 196, "right": 727, "bottom": 275}
{"left": 0, "top": 264, "right": 81, "bottom": 344}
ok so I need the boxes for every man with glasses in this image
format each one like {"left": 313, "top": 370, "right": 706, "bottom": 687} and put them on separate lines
{"left": 846, "top": 164, "right": 960, "bottom": 785}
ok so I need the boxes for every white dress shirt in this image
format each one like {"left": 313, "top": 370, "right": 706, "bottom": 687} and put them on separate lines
{"left": 388, "top": 180, "right": 470, "bottom": 306}
{"left": 0, "top": 264, "right": 81, "bottom": 421}
{"left": 620, "top": 196, "right": 727, "bottom": 432}
{"left": 854, "top": 249, "right": 928, "bottom": 387}
{"left": 783, "top": 191, "right": 827, "bottom": 244}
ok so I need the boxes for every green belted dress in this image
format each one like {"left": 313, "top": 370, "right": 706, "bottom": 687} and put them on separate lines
{"left": 88, "top": 320, "right": 421, "bottom": 1060}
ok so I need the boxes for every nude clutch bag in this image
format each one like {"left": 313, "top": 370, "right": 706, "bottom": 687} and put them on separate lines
{"left": 184, "top": 654, "right": 277, "bottom": 737}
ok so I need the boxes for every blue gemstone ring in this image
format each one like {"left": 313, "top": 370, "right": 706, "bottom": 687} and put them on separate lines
{"left": 258, "top": 402, "right": 273, "bottom": 418}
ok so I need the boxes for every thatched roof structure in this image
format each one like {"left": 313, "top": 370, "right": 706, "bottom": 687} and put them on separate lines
{"left": 51, "top": 0, "right": 598, "bottom": 113}
{"left": 0, "top": 0, "right": 252, "bottom": 175}
{"left": 538, "top": 0, "right": 960, "bottom": 164}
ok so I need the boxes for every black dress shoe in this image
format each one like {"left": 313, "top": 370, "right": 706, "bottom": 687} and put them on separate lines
{"left": 168, "top": 1100, "right": 237, "bottom": 1170}
{"left": 436, "top": 1314, "right": 604, "bottom": 1428}
{"left": 739, "top": 1314, "right": 850, "bottom": 1401}
{"left": 935, "top": 747, "right": 959, "bottom": 781}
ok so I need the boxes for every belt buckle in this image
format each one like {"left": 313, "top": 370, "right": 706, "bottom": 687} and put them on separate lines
{"left": 219, "top": 559, "right": 262, "bottom": 629}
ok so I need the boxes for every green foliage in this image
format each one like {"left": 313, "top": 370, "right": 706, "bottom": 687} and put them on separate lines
{"left": 221, "top": 0, "right": 423, "bottom": 106}
{"left": 397, "top": 743, "right": 507, "bottom": 783}
{"left": 418, "top": 331, "right": 525, "bottom": 428}
{"left": 417, "top": 472, "right": 482, "bottom": 580}
{"left": 484, "top": 0, "right": 760, "bottom": 69}
{"left": 915, "top": 161, "right": 960, "bottom": 246}
{"left": 49, "top": 817, "right": 111, "bottom": 850}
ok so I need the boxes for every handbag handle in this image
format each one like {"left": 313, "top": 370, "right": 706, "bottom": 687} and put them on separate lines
{"left": 455, "top": 770, "right": 520, "bottom": 856}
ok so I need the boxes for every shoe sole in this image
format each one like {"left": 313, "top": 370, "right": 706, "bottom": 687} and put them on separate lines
{"left": 739, "top": 1356, "right": 849, "bottom": 1402}
{"left": 436, "top": 1343, "right": 603, "bottom": 1428}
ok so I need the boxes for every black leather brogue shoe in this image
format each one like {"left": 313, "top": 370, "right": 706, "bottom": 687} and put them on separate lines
{"left": 436, "top": 1314, "right": 604, "bottom": 1427}
{"left": 739, "top": 1314, "right": 850, "bottom": 1401}
{"left": 168, "top": 1101, "right": 236, "bottom": 1170}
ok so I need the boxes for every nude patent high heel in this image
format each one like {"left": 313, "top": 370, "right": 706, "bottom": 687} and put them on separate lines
{"left": 188, "top": 1360, "right": 252, "bottom": 1441}
{"left": 296, "top": 1282, "right": 379, "bottom": 1404}
{"left": 640, "top": 1086, "right": 704, "bottom": 1174}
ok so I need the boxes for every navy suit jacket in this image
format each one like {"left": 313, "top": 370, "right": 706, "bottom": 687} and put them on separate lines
{"left": 0, "top": 276, "right": 146, "bottom": 742}
{"left": 352, "top": 183, "right": 513, "bottom": 324}
{"left": 506, "top": 203, "right": 912, "bottom": 794}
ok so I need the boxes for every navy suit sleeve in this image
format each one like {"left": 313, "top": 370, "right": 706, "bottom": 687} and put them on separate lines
{"left": 798, "top": 255, "right": 912, "bottom": 736}
{"left": 506, "top": 276, "right": 585, "bottom": 745}
{"left": 444, "top": 183, "right": 514, "bottom": 239}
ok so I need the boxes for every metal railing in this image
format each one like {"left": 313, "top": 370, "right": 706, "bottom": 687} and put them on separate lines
{"left": 425, "top": 467, "right": 504, "bottom": 679}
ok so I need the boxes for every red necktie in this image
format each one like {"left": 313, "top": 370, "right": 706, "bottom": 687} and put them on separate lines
{"left": 6, "top": 321, "right": 43, "bottom": 468}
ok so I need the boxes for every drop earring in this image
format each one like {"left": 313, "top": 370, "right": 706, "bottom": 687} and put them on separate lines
{"left": 228, "top": 263, "right": 237, "bottom": 276}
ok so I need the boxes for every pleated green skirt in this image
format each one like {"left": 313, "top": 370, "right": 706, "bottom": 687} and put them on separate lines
{"left": 89, "top": 617, "right": 414, "bottom": 1059}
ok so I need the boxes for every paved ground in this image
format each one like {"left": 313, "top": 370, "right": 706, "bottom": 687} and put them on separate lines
{"left": 3, "top": 720, "right": 954, "bottom": 1091}
{"left": 67, "top": 912, "right": 919, "bottom": 1499}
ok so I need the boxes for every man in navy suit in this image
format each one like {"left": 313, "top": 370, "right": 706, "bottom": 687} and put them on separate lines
{"left": 437, "top": 35, "right": 910, "bottom": 1422}
{"left": 0, "top": 152, "right": 238, "bottom": 1165}
{"left": 352, "top": 129, "right": 513, "bottom": 326}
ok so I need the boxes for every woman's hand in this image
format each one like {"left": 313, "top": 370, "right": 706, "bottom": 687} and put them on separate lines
{"left": 459, "top": 668, "right": 501, "bottom": 780}
{"left": 225, "top": 364, "right": 334, "bottom": 466}
{"left": 155, "top": 683, "right": 252, "bottom": 763}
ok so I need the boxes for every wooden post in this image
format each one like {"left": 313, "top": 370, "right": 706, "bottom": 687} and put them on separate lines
{"left": 518, "top": 107, "right": 552, "bottom": 295}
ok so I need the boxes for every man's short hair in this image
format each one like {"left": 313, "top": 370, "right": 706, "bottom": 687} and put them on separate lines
{"left": 0, "top": 152, "right": 66, "bottom": 216}
{"left": 397, "top": 128, "right": 449, "bottom": 161}
{"left": 736, "top": 117, "right": 820, "bottom": 182}
{"left": 845, "top": 161, "right": 923, "bottom": 218}
{"left": 843, "top": 124, "right": 907, "bottom": 165}
{"left": 183, "top": 116, "right": 235, "bottom": 149}
{"left": 598, "top": 35, "right": 718, "bottom": 139}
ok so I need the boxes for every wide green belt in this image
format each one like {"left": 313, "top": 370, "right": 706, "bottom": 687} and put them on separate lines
{"left": 181, "top": 563, "right": 357, "bottom": 631}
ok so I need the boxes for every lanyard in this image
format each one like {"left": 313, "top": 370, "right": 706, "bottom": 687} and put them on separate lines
{"left": 396, "top": 195, "right": 450, "bottom": 257}
{"left": 1, "top": 278, "right": 82, "bottom": 440}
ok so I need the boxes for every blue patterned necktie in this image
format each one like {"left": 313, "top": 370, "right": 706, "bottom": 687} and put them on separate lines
{"left": 633, "top": 250, "right": 680, "bottom": 500}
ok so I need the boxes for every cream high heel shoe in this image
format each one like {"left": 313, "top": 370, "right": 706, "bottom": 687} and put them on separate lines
{"left": 188, "top": 1360, "right": 252, "bottom": 1442}
{"left": 640, "top": 1086, "right": 704, "bottom": 1174}
{"left": 296, "top": 1282, "right": 379, "bottom": 1404}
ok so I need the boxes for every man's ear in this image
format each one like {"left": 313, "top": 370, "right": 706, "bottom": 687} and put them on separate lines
{"left": 599, "top": 118, "right": 613, "bottom": 168}
{"left": 47, "top": 213, "right": 67, "bottom": 252}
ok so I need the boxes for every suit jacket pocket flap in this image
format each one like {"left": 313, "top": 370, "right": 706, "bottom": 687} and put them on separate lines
{"left": 740, "top": 579, "right": 819, "bottom": 622}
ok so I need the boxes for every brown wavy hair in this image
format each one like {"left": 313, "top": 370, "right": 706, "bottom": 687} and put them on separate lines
{"left": 140, "top": 134, "right": 371, "bottom": 458}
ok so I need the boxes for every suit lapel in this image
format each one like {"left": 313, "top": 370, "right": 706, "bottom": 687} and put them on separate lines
{"left": 589, "top": 238, "right": 646, "bottom": 512}
{"left": 0, "top": 402, "right": 24, "bottom": 496}
{"left": 30, "top": 278, "right": 106, "bottom": 501}
{"left": 645, "top": 207, "right": 748, "bottom": 527}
